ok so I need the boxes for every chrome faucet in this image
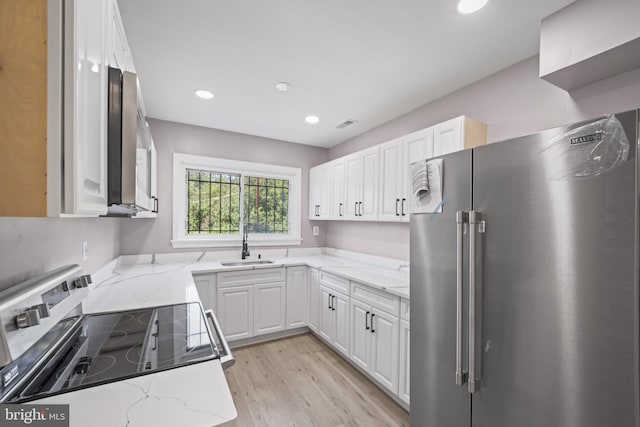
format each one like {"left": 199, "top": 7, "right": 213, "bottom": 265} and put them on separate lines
{"left": 241, "top": 225, "right": 250, "bottom": 259}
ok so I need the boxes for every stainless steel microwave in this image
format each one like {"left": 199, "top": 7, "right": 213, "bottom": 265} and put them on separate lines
{"left": 106, "top": 66, "right": 141, "bottom": 215}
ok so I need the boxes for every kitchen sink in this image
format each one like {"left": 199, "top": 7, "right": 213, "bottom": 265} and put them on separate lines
{"left": 220, "top": 260, "right": 275, "bottom": 266}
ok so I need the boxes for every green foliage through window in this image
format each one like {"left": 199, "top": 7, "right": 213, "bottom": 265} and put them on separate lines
{"left": 244, "top": 176, "right": 289, "bottom": 234}
{"left": 186, "top": 169, "right": 289, "bottom": 235}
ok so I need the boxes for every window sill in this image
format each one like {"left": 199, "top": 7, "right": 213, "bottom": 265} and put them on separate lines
{"left": 170, "top": 238, "right": 303, "bottom": 249}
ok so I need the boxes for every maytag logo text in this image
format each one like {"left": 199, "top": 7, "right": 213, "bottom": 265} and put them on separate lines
{"left": 570, "top": 132, "right": 603, "bottom": 145}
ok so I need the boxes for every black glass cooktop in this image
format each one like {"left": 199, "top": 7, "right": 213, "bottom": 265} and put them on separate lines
{"left": 13, "top": 303, "right": 218, "bottom": 402}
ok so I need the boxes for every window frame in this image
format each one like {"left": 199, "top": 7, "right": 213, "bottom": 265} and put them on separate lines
{"left": 172, "top": 153, "right": 302, "bottom": 248}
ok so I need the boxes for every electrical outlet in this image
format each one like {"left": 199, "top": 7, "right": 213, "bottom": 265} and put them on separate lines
{"left": 313, "top": 226, "right": 320, "bottom": 236}
{"left": 82, "top": 241, "right": 89, "bottom": 262}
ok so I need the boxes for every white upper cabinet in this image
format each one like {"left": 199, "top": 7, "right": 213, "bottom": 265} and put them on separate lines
{"left": 63, "top": 0, "right": 110, "bottom": 216}
{"left": 433, "top": 116, "right": 487, "bottom": 157}
{"left": 309, "top": 163, "right": 331, "bottom": 219}
{"left": 401, "top": 128, "right": 434, "bottom": 221}
{"left": 307, "top": 116, "right": 485, "bottom": 222}
{"left": 344, "top": 148, "right": 379, "bottom": 220}
{"left": 108, "top": 0, "right": 134, "bottom": 72}
{"left": 329, "top": 159, "right": 345, "bottom": 219}
{"left": 379, "top": 128, "right": 433, "bottom": 222}
{"left": 344, "top": 153, "right": 360, "bottom": 218}
{"left": 378, "top": 138, "right": 405, "bottom": 222}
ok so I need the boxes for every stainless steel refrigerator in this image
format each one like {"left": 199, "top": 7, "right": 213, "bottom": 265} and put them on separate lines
{"left": 410, "top": 110, "right": 639, "bottom": 427}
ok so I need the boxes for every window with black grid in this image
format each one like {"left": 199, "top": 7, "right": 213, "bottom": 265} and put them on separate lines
{"left": 186, "top": 169, "right": 241, "bottom": 234}
{"left": 244, "top": 176, "right": 289, "bottom": 234}
{"left": 185, "top": 169, "right": 289, "bottom": 236}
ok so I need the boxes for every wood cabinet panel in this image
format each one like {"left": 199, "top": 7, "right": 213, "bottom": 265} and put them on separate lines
{"left": 0, "top": 0, "right": 48, "bottom": 216}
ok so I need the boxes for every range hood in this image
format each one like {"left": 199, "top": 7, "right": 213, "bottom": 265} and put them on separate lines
{"left": 539, "top": 0, "right": 640, "bottom": 91}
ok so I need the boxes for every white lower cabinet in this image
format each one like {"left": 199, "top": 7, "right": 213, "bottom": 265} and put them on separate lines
{"left": 350, "top": 299, "right": 400, "bottom": 394}
{"left": 370, "top": 309, "right": 399, "bottom": 393}
{"left": 286, "top": 267, "right": 308, "bottom": 329}
{"left": 349, "top": 282, "right": 401, "bottom": 395}
{"left": 217, "top": 285, "right": 254, "bottom": 341}
{"left": 216, "top": 268, "right": 286, "bottom": 342}
{"left": 399, "top": 319, "right": 410, "bottom": 405}
{"left": 206, "top": 264, "right": 409, "bottom": 407}
{"left": 308, "top": 268, "right": 319, "bottom": 332}
{"left": 350, "top": 299, "right": 373, "bottom": 371}
{"left": 193, "top": 274, "right": 216, "bottom": 312}
{"left": 319, "top": 285, "right": 350, "bottom": 356}
{"left": 253, "top": 282, "right": 286, "bottom": 336}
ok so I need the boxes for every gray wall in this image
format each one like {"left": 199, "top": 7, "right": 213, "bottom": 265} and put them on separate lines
{"left": 119, "top": 119, "right": 329, "bottom": 255}
{"left": 0, "top": 218, "right": 120, "bottom": 291}
{"left": 326, "top": 55, "right": 640, "bottom": 260}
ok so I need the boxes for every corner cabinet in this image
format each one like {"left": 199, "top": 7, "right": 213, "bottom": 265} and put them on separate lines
{"left": 308, "top": 115, "right": 485, "bottom": 222}
{"left": 285, "top": 266, "right": 308, "bottom": 329}
{"left": 308, "top": 268, "right": 320, "bottom": 332}
{"left": 309, "top": 164, "right": 331, "bottom": 219}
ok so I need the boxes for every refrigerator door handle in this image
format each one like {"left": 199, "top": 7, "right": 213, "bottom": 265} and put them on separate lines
{"left": 455, "top": 211, "right": 468, "bottom": 387}
{"left": 468, "top": 210, "right": 481, "bottom": 394}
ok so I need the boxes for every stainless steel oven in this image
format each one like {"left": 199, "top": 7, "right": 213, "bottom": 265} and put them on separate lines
{"left": 0, "top": 265, "right": 233, "bottom": 403}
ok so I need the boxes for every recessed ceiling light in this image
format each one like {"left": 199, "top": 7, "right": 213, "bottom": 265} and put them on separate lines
{"left": 195, "top": 89, "right": 214, "bottom": 100}
{"left": 305, "top": 115, "right": 320, "bottom": 124}
{"left": 457, "top": 0, "right": 488, "bottom": 14}
{"left": 275, "top": 82, "right": 292, "bottom": 92}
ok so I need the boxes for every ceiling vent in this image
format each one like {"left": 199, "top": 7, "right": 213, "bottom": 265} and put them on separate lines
{"left": 336, "top": 119, "right": 358, "bottom": 129}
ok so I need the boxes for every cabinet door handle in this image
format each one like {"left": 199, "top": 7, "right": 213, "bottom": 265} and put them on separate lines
{"left": 370, "top": 313, "right": 375, "bottom": 333}
{"left": 359, "top": 201, "right": 363, "bottom": 216}
{"left": 365, "top": 311, "right": 370, "bottom": 330}
{"left": 354, "top": 202, "right": 358, "bottom": 216}
{"left": 328, "top": 293, "right": 332, "bottom": 309}
{"left": 339, "top": 203, "right": 343, "bottom": 216}
{"left": 153, "top": 197, "right": 159, "bottom": 213}
{"left": 331, "top": 295, "right": 336, "bottom": 311}
{"left": 401, "top": 198, "right": 406, "bottom": 216}
{"left": 396, "top": 198, "right": 400, "bottom": 216}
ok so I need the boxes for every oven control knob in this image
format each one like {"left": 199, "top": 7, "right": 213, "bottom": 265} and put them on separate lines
{"left": 72, "top": 275, "right": 92, "bottom": 289}
{"left": 31, "top": 303, "right": 50, "bottom": 319}
{"left": 15, "top": 309, "right": 40, "bottom": 329}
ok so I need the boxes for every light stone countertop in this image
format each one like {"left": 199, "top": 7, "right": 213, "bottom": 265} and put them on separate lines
{"left": 34, "top": 249, "right": 409, "bottom": 427}
{"left": 32, "top": 259, "right": 237, "bottom": 427}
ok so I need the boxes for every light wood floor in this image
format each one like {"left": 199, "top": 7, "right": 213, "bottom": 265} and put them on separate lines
{"left": 224, "top": 333, "right": 410, "bottom": 427}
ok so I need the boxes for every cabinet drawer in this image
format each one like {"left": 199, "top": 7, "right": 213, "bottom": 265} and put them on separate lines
{"left": 400, "top": 298, "right": 410, "bottom": 322}
{"left": 318, "top": 271, "right": 350, "bottom": 295}
{"left": 218, "top": 268, "right": 285, "bottom": 288}
{"left": 351, "top": 282, "right": 400, "bottom": 316}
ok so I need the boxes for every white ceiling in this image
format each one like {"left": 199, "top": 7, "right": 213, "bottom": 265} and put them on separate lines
{"left": 118, "top": 0, "right": 574, "bottom": 148}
